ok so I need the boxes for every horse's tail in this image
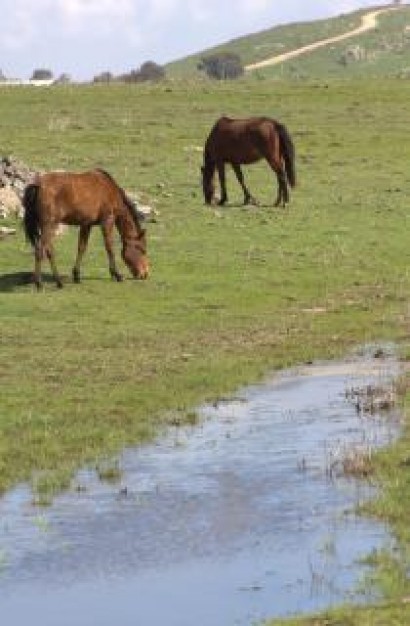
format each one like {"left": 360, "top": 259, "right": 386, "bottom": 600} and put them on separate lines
{"left": 22, "top": 183, "right": 41, "bottom": 247}
{"left": 275, "top": 122, "right": 296, "bottom": 188}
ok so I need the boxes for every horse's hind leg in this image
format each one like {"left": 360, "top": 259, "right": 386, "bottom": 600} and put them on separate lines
{"left": 232, "top": 164, "right": 258, "bottom": 205}
{"left": 266, "top": 159, "right": 288, "bottom": 207}
{"left": 46, "top": 246, "right": 63, "bottom": 288}
{"left": 273, "top": 169, "right": 288, "bottom": 207}
{"left": 72, "top": 225, "right": 91, "bottom": 283}
{"left": 101, "top": 219, "right": 123, "bottom": 282}
{"left": 47, "top": 251, "right": 63, "bottom": 288}
{"left": 33, "top": 242, "right": 43, "bottom": 290}
{"left": 277, "top": 169, "right": 289, "bottom": 207}
{"left": 42, "top": 226, "right": 63, "bottom": 288}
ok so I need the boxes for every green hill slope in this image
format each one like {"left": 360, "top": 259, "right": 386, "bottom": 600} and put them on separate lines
{"left": 166, "top": 5, "right": 410, "bottom": 80}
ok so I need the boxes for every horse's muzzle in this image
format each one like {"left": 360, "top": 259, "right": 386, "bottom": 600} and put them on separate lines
{"left": 135, "top": 269, "right": 149, "bottom": 280}
{"left": 132, "top": 262, "right": 149, "bottom": 280}
{"left": 122, "top": 246, "right": 149, "bottom": 280}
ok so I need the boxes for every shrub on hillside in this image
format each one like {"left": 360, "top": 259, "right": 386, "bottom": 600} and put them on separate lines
{"left": 31, "top": 68, "right": 53, "bottom": 81}
{"left": 198, "top": 53, "right": 244, "bottom": 80}
{"left": 93, "top": 71, "right": 114, "bottom": 83}
{"left": 119, "top": 61, "right": 166, "bottom": 83}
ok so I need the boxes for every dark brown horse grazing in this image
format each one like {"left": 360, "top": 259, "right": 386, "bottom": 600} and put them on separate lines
{"left": 201, "top": 116, "right": 296, "bottom": 207}
{"left": 23, "top": 168, "right": 149, "bottom": 289}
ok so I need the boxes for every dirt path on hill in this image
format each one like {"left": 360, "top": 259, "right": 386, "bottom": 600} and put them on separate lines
{"left": 245, "top": 6, "right": 400, "bottom": 71}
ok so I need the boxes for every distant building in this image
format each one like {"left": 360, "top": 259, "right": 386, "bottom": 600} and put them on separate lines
{"left": 0, "top": 78, "right": 54, "bottom": 87}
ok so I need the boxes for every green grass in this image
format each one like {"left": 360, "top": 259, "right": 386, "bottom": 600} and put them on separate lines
{"left": 166, "top": 10, "right": 366, "bottom": 77}
{"left": 1, "top": 78, "right": 410, "bottom": 492}
{"left": 1, "top": 77, "right": 410, "bottom": 621}
{"left": 253, "top": 6, "right": 410, "bottom": 81}
{"left": 266, "top": 382, "right": 410, "bottom": 625}
{"left": 167, "top": 6, "right": 410, "bottom": 80}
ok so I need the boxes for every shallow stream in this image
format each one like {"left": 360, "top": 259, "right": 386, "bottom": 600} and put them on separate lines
{"left": 0, "top": 353, "right": 401, "bottom": 625}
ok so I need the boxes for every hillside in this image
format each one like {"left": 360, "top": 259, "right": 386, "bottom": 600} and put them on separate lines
{"left": 166, "top": 5, "right": 410, "bottom": 80}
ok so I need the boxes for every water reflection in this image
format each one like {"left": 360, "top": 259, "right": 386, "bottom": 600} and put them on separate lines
{"left": 0, "top": 357, "right": 401, "bottom": 625}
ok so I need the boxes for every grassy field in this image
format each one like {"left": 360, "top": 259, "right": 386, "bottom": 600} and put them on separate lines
{"left": 1, "top": 77, "right": 410, "bottom": 621}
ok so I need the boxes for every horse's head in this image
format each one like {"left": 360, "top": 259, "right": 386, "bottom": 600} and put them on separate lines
{"left": 122, "top": 230, "right": 149, "bottom": 280}
{"left": 201, "top": 163, "right": 215, "bottom": 204}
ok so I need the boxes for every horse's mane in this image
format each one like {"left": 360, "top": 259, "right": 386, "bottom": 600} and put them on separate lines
{"left": 95, "top": 168, "right": 144, "bottom": 235}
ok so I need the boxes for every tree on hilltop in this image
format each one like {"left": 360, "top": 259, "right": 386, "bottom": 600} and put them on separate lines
{"left": 31, "top": 68, "right": 53, "bottom": 81}
{"left": 93, "top": 71, "right": 114, "bottom": 83}
{"left": 198, "top": 52, "right": 244, "bottom": 80}
{"left": 119, "top": 61, "right": 166, "bottom": 82}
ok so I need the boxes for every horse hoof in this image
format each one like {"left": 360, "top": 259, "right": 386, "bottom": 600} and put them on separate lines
{"left": 245, "top": 197, "right": 259, "bottom": 207}
{"left": 72, "top": 268, "right": 81, "bottom": 283}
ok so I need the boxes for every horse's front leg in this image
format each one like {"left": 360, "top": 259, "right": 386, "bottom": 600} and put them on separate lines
{"left": 101, "top": 218, "right": 123, "bottom": 282}
{"left": 232, "top": 164, "right": 258, "bottom": 205}
{"left": 216, "top": 162, "right": 228, "bottom": 205}
{"left": 72, "top": 225, "right": 92, "bottom": 283}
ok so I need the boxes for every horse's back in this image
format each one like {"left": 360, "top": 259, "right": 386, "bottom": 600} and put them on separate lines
{"left": 206, "top": 116, "right": 275, "bottom": 164}
{"left": 211, "top": 116, "right": 273, "bottom": 132}
{"left": 40, "top": 169, "right": 111, "bottom": 192}
{"left": 37, "top": 170, "right": 118, "bottom": 225}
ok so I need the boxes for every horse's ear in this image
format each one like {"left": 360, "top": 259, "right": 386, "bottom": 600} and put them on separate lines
{"left": 138, "top": 229, "right": 146, "bottom": 240}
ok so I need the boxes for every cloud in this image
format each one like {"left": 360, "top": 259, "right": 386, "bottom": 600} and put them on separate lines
{"left": 0, "top": 0, "right": 395, "bottom": 79}
{"left": 1, "top": 0, "right": 137, "bottom": 43}
{"left": 1, "top": 2, "right": 38, "bottom": 51}
{"left": 238, "top": 0, "right": 271, "bottom": 15}
{"left": 59, "top": 0, "right": 136, "bottom": 20}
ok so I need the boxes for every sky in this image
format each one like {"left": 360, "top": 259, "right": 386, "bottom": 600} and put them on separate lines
{"left": 0, "top": 0, "right": 400, "bottom": 81}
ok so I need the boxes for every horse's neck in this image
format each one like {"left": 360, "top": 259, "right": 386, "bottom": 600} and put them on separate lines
{"left": 204, "top": 146, "right": 214, "bottom": 167}
{"left": 116, "top": 207, "right": 140, "bottom": 243}
{"left": 204, "top": 153, "right": 216, "bottom": 177}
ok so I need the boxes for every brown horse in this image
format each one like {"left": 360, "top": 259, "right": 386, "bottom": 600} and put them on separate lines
{"left": 23, "top": 168, "right": 149, "bottom": 289}
{"left": 201, "top": 116, "right": 296, "bottom": 207}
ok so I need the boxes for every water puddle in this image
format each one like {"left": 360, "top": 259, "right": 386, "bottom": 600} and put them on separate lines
{"left": 0, "top": 352, "right": 402, "bottom": 625}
